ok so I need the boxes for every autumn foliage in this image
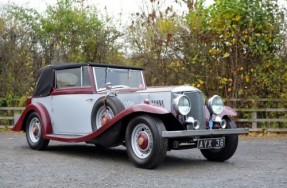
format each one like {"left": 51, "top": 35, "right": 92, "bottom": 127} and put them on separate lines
{"left": 0, "top": 0, "right": 286, "bottom": 101}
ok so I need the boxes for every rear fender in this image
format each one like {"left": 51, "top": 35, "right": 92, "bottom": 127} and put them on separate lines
{"left": 11, "top": 103, "right": 52, "bottom": 136}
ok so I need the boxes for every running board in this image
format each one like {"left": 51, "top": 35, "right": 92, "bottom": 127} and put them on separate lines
{"left": 44, "top": 134, "right": 88, "bottom": 142}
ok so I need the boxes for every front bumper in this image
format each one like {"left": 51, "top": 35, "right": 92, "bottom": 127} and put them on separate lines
{"left": 162, "top": 128, "right": 249, "bottom": 138}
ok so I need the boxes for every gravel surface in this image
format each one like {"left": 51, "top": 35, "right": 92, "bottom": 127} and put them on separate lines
{"left": 0, "top": 132, "right": 286, "bottom": 188}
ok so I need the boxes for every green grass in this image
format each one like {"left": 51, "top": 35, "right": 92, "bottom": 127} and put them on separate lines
{"left": 0, "top": 127, "right": 12, "bottom": 133}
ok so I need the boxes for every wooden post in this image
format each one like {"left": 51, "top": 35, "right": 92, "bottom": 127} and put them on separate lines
{"left": 252, "top": 111, "right": 257, "bottom": 129}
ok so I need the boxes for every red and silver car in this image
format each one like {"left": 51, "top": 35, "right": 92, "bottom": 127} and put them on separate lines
{"left": 12, "top": 63, "right": 248, "bottom": 169}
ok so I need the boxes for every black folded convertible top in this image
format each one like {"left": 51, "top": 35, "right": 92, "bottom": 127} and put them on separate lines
{"left": 32, "top": 63, "right": 143, "bottom": 97}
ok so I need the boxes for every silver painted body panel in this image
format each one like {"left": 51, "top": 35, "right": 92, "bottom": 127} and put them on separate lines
{"left": 32, "top": 85, "right": 202, "bottom": 135}
{"left": 51, "top": 94, "right": 94, "bottom": 135}
{"left": 118, "top": 85, "right": 201, "bottom": 109}
{"left": 33, "top": 94, "right": 103, "bottom": 135}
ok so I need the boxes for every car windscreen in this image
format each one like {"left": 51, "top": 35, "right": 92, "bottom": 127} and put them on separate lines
{"left": 94, "top": 67, "right": 144, "bottom": 91}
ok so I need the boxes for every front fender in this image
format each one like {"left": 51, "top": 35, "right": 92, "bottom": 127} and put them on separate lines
{"left": 103, "top": 103, "right": 170, "bottom": 127}
{"left": 87, "top": 103, "right": 170, "bottom": 138}
{"left": 51, "top": 103, "right": 173, "bottom": 144}
{"left": 11, "top": 103, "right": 52, "bottom": 135}
{"left": 205, "top": 106, "right": 237, "bottom": 120}
{"left": 220, "top": 106, "right": 237, "bottom": 117}
{"left": 124, "top": 103, "right": 170, "bottom": 115}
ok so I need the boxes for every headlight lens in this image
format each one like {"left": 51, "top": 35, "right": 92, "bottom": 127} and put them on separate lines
{"left": 173, "top": 95, "right": 191, "bottom": 115}
{"left": 207, "top": 95, "right": 224, "bottom": 115}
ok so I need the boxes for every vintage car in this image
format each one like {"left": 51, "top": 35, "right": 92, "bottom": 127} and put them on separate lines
{"left": 12, "top": 63, "right": 248, "bottom": 169}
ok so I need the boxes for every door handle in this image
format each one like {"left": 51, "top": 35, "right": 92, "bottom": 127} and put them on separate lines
{"left": 86, "top": 98, "right": 93, "bottom": 102}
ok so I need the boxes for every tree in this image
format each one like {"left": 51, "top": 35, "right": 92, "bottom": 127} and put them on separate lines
{"left": 0, "top": 0, "right": 124, "bottom": 99}
{"left": 0, "top": 5, "right": 34, "bottom": 98}
{"left": 128, "top": 0, "right": 187, "bottom": 86}
{"left": 185, "top": 0, "right": 286, "bottom": 98}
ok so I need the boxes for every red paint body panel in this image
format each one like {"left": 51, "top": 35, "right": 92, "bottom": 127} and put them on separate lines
{"left": 204, "top": 106, "right": 237, "bottom": 120}
{"left": 44, "top": 103, "right": 171, "bottom": 143}
{"left": 88, "top": 66, "right": 97, "bottom": 94}
{"left": 221, "top": 106, "right": 237, "bottom": 117}
{"left": 11, "top": 103, "right": 52, "bottom": 135}
{"left": 51, "top": 87, "right": 93, "bottom": 95}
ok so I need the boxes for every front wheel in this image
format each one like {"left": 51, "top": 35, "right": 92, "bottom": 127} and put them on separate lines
{"left": 25, "top": 112, "right": 49, "bottom": 150}
{"left": 125, "top": 115, "right": 168, "bottom": 169}
{"left": 200, "top": 117, "right": 238, "bottom": 162}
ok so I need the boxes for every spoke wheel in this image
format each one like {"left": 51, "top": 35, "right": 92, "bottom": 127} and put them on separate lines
{"left": 26, "top": 112, "right": 49, "bottom": 150}
{"left": 125, "top": 115, "right": 167, "bottom": 169}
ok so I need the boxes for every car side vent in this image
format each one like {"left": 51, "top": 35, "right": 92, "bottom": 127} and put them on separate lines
{"left": 151, "top": 100, "right": 164, "bottom": 107}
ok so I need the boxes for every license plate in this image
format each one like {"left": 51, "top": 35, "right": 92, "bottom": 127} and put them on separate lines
{"left": 197, "top": 137, "right": 225, "bottom": 149}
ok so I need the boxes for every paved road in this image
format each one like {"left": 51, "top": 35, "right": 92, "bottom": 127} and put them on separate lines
{"left": 0, "top": 132, "right": 286, "bottom": 188}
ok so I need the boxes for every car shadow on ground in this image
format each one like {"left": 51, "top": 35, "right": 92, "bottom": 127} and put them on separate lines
{"left": 46, "top": 143, "right": 128, "bottom": 159}
{"left": 28, "top": 143, "right": 231, "bottom": 170}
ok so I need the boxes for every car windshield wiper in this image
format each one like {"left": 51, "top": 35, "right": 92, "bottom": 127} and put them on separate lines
{"left": 97, "top": 85, "right": 130, "bottom": 92}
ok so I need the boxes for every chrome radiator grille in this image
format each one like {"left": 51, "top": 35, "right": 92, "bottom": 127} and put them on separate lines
{"left": 184, "top": 91, "right": 205, "bottom": 129}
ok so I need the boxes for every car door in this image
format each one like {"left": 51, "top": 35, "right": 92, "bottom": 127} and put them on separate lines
{"left": 51, "top": 66, "right": 95, "bottom": 135}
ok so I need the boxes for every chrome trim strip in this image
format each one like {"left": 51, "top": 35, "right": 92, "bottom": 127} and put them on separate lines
{"left": 161, "top": 128, "right": 249, "bottom": 138}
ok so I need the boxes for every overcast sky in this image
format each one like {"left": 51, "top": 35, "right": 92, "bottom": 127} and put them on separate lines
{"left": 1, "top": 0, "right": 285, "bottom": 23}
{"left": 1, "top": 0, "right": 168, "bottom": 15}
{"left": 0, "top": 0, "right": 196, "bottom": 27}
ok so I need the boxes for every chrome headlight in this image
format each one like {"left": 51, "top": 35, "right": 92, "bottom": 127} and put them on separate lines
{"left": 207, "top": 95, "right": 224, "bottom": 115}
{"left": 173, "top": 95, "right": 191, "bottom": 115}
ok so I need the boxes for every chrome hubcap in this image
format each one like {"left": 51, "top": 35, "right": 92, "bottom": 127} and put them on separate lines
{"left": 131, "top": 124, "right": 153, "bottom": 159}
{"left": 29, "top": 117, "right": 41, "bottom": 143}
{"left": 96, "top": 106, "right": 114, "bottom": 129}
{"left": 137, "top": 132, "right": 149, "bottom": 150}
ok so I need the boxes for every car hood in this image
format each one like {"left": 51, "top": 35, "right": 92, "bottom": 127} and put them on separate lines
{"left": 138, "top": 85, "right": 201, "bottom": 93}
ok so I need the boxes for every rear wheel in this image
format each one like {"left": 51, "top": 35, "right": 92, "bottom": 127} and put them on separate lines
{"left": 25, "top": 112, "right": 49, "bottom": 150}
{"left": 125, "top": 115, "right": 168, "bottom": 169}
{"left": 200, "top": 117, "right": 238, "bottom": 162}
